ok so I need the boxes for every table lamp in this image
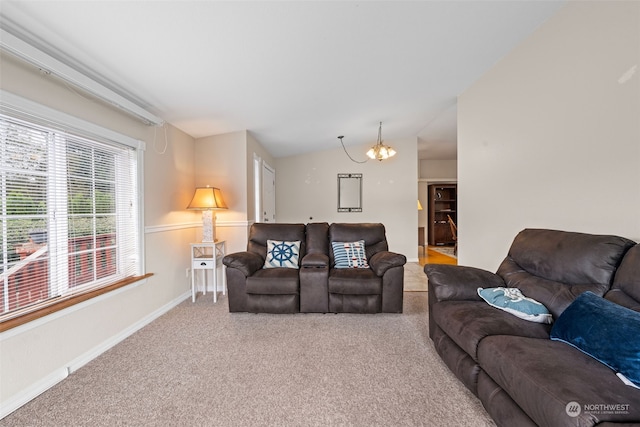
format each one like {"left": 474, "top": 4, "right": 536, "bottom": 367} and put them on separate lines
{"left": 187, "top": 185, "right": 228, "bottom": 242}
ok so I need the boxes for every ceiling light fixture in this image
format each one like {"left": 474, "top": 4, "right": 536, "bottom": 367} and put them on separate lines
{"left": 366, "top": 122, "right": 396, "bottom": 161}
{"left": 337, "top": 122, "right": 396, "bottom": 164}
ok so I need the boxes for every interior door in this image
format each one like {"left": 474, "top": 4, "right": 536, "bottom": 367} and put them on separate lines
{"left": 262, "top": 162, "right": 276, "bottom": 223}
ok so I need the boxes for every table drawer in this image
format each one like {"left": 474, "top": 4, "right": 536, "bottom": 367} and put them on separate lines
{"left": 193, "top": 259, "right": 214, "bottom": 269}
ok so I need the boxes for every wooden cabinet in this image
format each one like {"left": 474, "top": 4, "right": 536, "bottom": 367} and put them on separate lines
{"left": 428, "top": 184, "right": 457, "bottom": 246}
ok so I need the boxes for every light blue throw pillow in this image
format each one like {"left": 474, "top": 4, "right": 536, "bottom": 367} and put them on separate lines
{"left": 264, "top": 240, "right": 300, "bottom": 269}
{"left": 477, "top": 287, "right": 553, "bottom": 324}
{"left": 332, "top": 240, "right": 369, "bottom": 269}
{"left": 550, "top": 291, "right": 640, "bottom": 388}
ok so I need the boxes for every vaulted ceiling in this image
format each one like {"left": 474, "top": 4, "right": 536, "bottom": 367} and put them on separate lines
{"left": 0, "top": 1, "right": 564, "bottom": 159}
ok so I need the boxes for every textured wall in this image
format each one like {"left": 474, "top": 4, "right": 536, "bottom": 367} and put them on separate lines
{"left": 275, "top": 137, "right": 419, "bottom": 260}
{"left": 458, "top": 1, "right": 640, "bottom": 270}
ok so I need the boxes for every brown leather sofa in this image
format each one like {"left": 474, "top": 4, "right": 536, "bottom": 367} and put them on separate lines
{"left": 424, "top": 229, "right": 640, "bottom": 427}
{"left": 223, "top": 222, "right": 406, "bottom": 314}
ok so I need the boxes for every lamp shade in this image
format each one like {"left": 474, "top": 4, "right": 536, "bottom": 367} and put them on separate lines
{"left": 187, "top": 186, "right": 228, "bottom": 210}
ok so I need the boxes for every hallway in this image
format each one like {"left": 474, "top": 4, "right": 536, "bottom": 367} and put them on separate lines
{"left": 419, "top": 246, "right": 457, "bottom": 266}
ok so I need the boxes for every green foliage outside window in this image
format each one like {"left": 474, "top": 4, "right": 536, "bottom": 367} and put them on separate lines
{"left": 2, "top": 188, "right": 116, "bottom": 261}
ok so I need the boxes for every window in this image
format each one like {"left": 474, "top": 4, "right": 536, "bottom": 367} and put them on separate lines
{"left": 0, "top": 108, "right": 142, "bottom": 322}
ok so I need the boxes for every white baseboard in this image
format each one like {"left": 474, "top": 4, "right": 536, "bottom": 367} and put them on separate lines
{"left": 0, "top": 290, "right": 191, "bottom": 420}
{"left": 0, "top": 368, "right": 68, "bottom": 420}
{"left": 67, "top": 291, "right": 190, "bottom": 373}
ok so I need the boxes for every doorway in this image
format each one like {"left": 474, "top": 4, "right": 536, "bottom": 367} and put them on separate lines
{"left": 418, "top": 179, "right": 457, "bottom": 266}
{"left": 261, "top": 162, "right": 276, "bottom": 223}
{"left": 253, "top": 155, "right": 276, "bottom": 223}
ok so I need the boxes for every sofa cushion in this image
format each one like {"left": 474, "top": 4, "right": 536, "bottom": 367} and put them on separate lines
{"left": 247, "top": 223, "right": 306, "bottom": 260}
{"left": 478, "top": 336, "right": 640, "bottom": 426}
{"left": 550, "top": 291, "right": 640, "bottom": 388}
{"left": 497, "top": 229, "right": 636, "bottom": 317}
{"left": 431, "top": 301, "right": 551, "bottom": 360}
{"left": 246, "top": 268, "right": 299, "bottom": 294}
{"left": 328, "top": 223, "right": 388, "bottom": 265}
{"left": 493, "top": 266, "right": 610, "bottom": 319}
{"left": 610, "top": 244, "right": 640, "bottom": 305}
{"left": 328, "top": 268, "right": 381, "bottom": 295}
{"left": 478, "top": 287, "right": 552, "bottom": 324}
{"left": 264, "top": 240, "right": 300, "bottom": 269}
{"left": 332, "top": 240, "right": 369, "bottom": 268}
{"left": 501, "top": 229, "right": 636, "bottom": 285}
{"left": 305, "top": 222, "right": 329, "bottom": 256}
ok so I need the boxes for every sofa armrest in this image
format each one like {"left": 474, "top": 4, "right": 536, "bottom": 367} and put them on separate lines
{"left": 605, "top": 289, "right": 640, "bottom": 312}
{"left": 369, "top": 251, "right": 407, "bottom": 276}
{"left": 222, "top": 252, "right": 264, "bottom": 277}
{"left": 423, "top": 264, "right": 505, "bottom": 303}
{"left": 301, "top": 253, "right": 329, "bottom": 268}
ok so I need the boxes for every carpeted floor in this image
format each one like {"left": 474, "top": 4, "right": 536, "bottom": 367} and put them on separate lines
{"left": 404, "top": 262, "right": 429, "bottom": 292}
{"left": 1, "top": 292, "right": 495, "bottom": 427}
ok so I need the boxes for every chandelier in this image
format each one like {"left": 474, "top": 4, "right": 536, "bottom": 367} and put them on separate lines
{"left": 337, "top": 121, "right": 396, "bottom": 163}
{"left": 366, "top": 122, "right": 396, "bottom": 161}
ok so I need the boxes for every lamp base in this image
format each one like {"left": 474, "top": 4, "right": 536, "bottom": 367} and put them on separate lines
{"left": 201, "top": 210, "right": 216, "bottom": 242}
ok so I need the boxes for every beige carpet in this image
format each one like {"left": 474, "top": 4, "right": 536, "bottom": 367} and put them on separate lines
{"left": 1, "top": 292, "right": 495, "bottom": 427}
{"left": 404, "top": 262, "right": 428, "bottom": 291}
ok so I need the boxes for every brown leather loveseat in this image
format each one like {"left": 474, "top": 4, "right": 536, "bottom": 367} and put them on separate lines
{"left": 424, "top": 229, "right": 640, "bottom": 427}
{"left": 223, "top": 222, "right": 406, "bottom": 314}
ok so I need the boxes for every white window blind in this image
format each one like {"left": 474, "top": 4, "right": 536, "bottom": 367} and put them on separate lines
{"left": 0, "top": 111, "right": 141, "bottom": 320}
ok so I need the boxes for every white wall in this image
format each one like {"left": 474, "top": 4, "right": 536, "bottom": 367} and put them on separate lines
{"left": 195, "top": 131, "right": 249, "bottom": 255}
{"left": 194, "top": 130, "right": 276, "bottom": 255}
{"left": 275, "top": 137, "right": 419, "bottom": 260}
{"left": 458, "top": 0, "right": 640, "bottom": 271}
{"left": 0, "top": 52, "right": 197, "bottom": 416}
{"left": 419, "top": 159, "right": 457, "bottom": 181}
{"left": 247, "top": 131, "right": 277, "bottom": 224}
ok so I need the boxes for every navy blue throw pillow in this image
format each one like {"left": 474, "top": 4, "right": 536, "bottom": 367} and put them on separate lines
{"left": 550, "top": 291, "right": 640, "bottom": 388}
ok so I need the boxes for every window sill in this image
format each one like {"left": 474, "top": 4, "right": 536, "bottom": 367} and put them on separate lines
{"left": 0, "top": 273, "right": 154, "bottom": 333}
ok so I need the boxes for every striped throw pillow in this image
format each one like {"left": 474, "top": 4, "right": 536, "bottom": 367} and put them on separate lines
{"left": 332, "top": 240, "right": 369, "bottom": 269}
